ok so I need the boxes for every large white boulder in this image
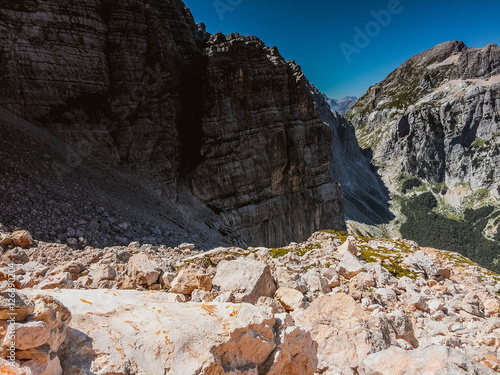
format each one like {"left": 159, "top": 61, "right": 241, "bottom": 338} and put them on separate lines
{"left": 362, "top": 345, "right": 496, "bottom": 374}
{"left": 212, "top": 258, "right": 277, "bottom": 304}
{"left": 23, "top": 289, "right": 317, "bottom": 375}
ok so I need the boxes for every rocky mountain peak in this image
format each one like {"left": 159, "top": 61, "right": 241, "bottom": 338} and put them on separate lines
{"left": 410, "top": 40, "right": 467, "bottom": 67}
{"left": 346, "top": 41, "right": 500, "bottom": 273}
{"left": 0, "top": 0, "right": 345, "bottom": 249}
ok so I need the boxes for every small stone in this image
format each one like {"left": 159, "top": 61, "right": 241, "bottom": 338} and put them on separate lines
{"left": 336, "top": 252, "right": 366, "bottom": 279}
{"left": 178, "top": 243, "right": 195, "bottom": 251}
{"left": 67, "top": 238, "right": 78, "bottom": 246}
{"left": 337, "top": 237, "right": 358, "bottom": 256}
{"left": 256, "top": 296, "right": 285, "bottom": 314}
{"left": 407, "top": 294, "right": 429, "bottom": 312}
{"left": 214, "top": 291, "right": 234, "bottom": 303}
{"left": 3, "top": 321, "right": 50, "bottom": 350}
{"left": 449, "top": 323, "right": 464, "bottom": 332}
{"left": 191, "top": 289, "right": 207, "bottom": 302}
{"left": 374, "top": 288, "right": 397, "bottom": 304}
{"left": 484, "top": 299, "right": 499, "bottom": 317}
{"left": 274, "top": 287, "right": 306, "bottom": 311}
{"left": 11, "top": 230, "right": 34, "bottom": 248}
{"left": 427, "top": 299, "right": 444, "bottom": 313}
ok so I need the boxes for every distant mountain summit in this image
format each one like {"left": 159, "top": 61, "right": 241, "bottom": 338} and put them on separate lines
{"left": 323, "top": 95, "right": 357, "bottom": 114}
{"left": 346, "top": 41, "right": 500, "bottom": 271}
{"left": 322, "top": 95, "right": 357, "bottom": 114}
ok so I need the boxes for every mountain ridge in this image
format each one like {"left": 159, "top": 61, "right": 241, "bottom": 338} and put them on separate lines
{"left": 0, "top": 0, "right": 345, "bottom": 248}
{"left": 346, "top": 40, "right": 500, "bottom": 271}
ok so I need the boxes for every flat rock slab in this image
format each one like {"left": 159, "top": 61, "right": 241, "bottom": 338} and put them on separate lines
{"left": 21, "top": 289, "right": 284, "bottom": 375}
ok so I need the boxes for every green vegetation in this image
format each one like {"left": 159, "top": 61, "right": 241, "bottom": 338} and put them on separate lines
{"left": 318, "top": 230, "right": 349, "bottom": 242}
{"left": 360, "top": 246, "right": 418, "bottom": 279}
{"left": 320, "top": 230, "right": 418, "bottom": 279}
{"left": 401, "top": 177, "right": 422, "bottom": 194}
{"left": 471, "top": 138, "right": 487, "bottom": 149}
{"left": 400, "top": 192, "right": 500, "bottom": 273}
{"left": 269, "top": 243, "right": 320, "bottom": 258}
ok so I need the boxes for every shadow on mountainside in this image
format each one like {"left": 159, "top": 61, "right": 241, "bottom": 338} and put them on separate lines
{"left": 308, "top": 84, "right": 394, "bottom": 226}
{"left": 0, "top": 107, "right": 236, "bottom": 249}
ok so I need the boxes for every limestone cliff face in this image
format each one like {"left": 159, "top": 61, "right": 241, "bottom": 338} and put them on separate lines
{"left": 346, "top": 41, "right": 500, "bottom": 269}
{"left": 192, "top": 33, "right": 345, "bottom": 246}
{"left": 0, "top": 0, "right": 345, "bottom": 247}
{"left": 0, "top": 0, "right": 199, "bottom": 182}
{"left": 347, "top": 41, "right": 500, "bottom": 196}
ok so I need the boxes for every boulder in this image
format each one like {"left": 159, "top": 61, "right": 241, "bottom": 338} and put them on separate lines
{"left": 15, "top": 345, "right": 51, "bottom": 361}
{"left": 23, "top": 354, "right": 63, "bottom": 375}
{"left": 90, "top": 265, "right": 117, "bottom": 283}
{"left": 212, "top": 258, "right": 276, "bottom": 304}
{"left": 388, "top": 310, "right": 418, "bottom": 348}
{"left": 127, "top": 253, "right": 161, "bottom": 286}
{"left": 3, "top": 320, "right": 50, "bottom": 350}
{"left": 23, "top": 289, "right": 316, "bottom": 374}
{"left": 293, "top": 293, "right": 393, "bottom": 374}
{"left": 11, "top": 230, "right": 34, "bottom": 248}
{"left": 50, "top": 262, "right": 86, "bottom": 279}
{"left": 0, "top": 234, "right": 12, "bottom": 248}
{"left": 29, "top": 295, "right": 72, "bottom": 352}
{"left": 337, "top": 237, "right": 358, "bottom": 256}
{"left": 362, "top": 345, "right": 496, "bottom": 374}
{"left": 403, "top": 251, "right": 438, "bottom": 278}
{"left": 170, "top": 269, "right": 211, "bottom": 294}
{"left": 274, "top": 267, "right": 307, "bottom": 293}
{"left": 4, "top": 248, "right": 30, "bottom": 264}
{"left": 266, "top": 316, "right": 318, "bottom": 375}
{"left": 256, "top": 296, "right": 285, "bottom": 314}
{"left": 0, "top": 291, "right": 34, "bottom": 321}
{"left": 275, "top": 287, "right": 306, "bottom": 311}
{"left": 350, "top": 272, "right": 375, "bottom": 290}
{"left": 336, "top": 252, "right": 366, "bottom": 279}
{"left": 302, "top": 270, "right": 331, "bottom": 296}
{"left": 37, "top": 272, "right": 74, "bottom": 290}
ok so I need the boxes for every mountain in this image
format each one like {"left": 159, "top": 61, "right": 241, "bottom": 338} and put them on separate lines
{"left": 0, "top": 0, "right": 345, "bottom": 248}
{"left": 308, "top": 84, "right": 394, "bottom": 226}
{"left": 323, "top": 95, "right": 358, "bottom": 114}
{"left": 346, "top": 41, "right": 500, "bottom": 271}
{"left": 2, "top": 2, "right": 500, "bottom": 374}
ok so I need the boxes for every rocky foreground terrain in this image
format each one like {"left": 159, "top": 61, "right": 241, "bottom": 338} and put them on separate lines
{"left": 2, "top": 228, "right": 500, "bottom": 374}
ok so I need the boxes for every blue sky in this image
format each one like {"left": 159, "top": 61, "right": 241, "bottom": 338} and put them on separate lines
{"left": 184, "top": 0, "right": 500, "bottom": 99}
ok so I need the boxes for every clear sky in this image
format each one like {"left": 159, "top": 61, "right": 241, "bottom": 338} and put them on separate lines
{"left": 183, "top": 0, "right": 500, "bottom": 99}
